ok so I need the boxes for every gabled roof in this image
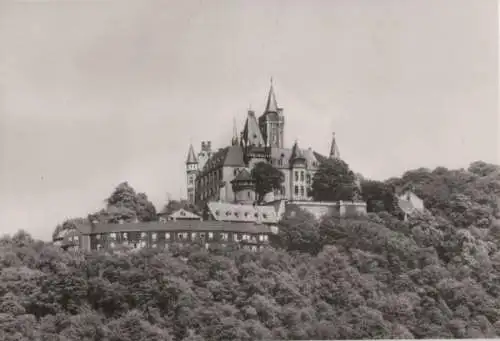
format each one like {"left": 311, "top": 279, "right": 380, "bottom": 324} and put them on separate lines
{"left": 206, "top": 202, "right": 278, "bottom": 224}
{"left": 167, "top": 208, "right": 201, "bottom": 220}
{"left": 231, "top": 169, "right": 254, "bottom": 183}
{"left": 90, "top": 220, "right": 273, "bottom": 234}
{"left": 200, "top": 145, "right": 245, "bottom": 173}
{"left": 186, "top": 144, "right": 198, "bottom": 164}
{"left": 242, "top": 111, "right": 265, "bottom": 147}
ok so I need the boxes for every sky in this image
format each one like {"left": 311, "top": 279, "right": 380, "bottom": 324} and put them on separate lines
{"left": 0, "top": 0, "right": 498, "bottom": 240}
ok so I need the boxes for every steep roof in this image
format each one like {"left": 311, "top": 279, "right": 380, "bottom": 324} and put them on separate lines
{"left": 329, "top": 133, "right": 340, "bottom": 159}
{"left": 186, "top": 144, "right": 198, "bottom": 164}
{"left": 200, "top": 145, "right": 245, "bottom": 173}
{"left": 206, "top": 202, "right": 278, "bottom": 224}
{"left": 231, "top": 169, "right": 254, "bottom": 183}
{"left": 242, "top": 111, "right": 265, "bottom": 147}
{"left": 270, "top": 147, "right": 323, "bottom": 169}
{"left": 90, "top": 220, "right": 274, "bottom": 234}
{"left": 264, "top": 81, "right": 279, "bottom": 113}
{"left": 290, "top": 140, "right": 306, "bottom": 162}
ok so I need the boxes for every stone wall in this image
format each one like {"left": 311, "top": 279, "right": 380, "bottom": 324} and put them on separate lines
{"left": 292, "top": 200, "right": 367, "bottom": 220}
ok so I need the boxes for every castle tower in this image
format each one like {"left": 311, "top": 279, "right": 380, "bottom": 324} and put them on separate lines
{"left": 185, "top": 144, "right": 198, "bottom": 204}
{"left": 231, "top": 169, "right": 256, "bottom": 205}
{"left": 289, "top": 140, "right": 307, "bottom": 201}
{"left": 329, "top": 132, "right": 340, "bottom": 159}
{"left": 197, "top": 140, "right": 212, "bottom": 170}
{"left": 259, "top": 78, "right": 285, "bottom": 148}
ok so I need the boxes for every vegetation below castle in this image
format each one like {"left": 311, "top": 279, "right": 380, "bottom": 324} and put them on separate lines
{"left": 2, "top": 160, "right": 500, "bottom": 340}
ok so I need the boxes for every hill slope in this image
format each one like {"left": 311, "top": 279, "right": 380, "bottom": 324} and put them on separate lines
{"left": 1, "top": 161, "right": 500, "bottom": 340}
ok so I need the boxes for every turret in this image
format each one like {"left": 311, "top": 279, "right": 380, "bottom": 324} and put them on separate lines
{"left": 185, "top": 144, "right": 198, "bottom": 204}
{"left": 259, "top": 78, "right": 285, "bottom": 148}
{"left": 231, "top": 169, "right": 256, "bottom": 205}
{"left": 329, "top": 132, "right": 340, "bottom": 159}
{"left": 289, "top": 140, "right": 307, "bottom": 200}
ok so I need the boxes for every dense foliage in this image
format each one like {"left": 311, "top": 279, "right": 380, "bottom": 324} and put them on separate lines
{"left": 3, "top": 161, "right": 500, "bottom": 340}
{"left": 310, "top": 158, "right": 358, "bottom": 202}
{"left": 251, "top": 162, "right": 285, "bottom": 203}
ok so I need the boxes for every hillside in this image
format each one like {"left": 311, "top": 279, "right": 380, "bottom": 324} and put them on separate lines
{"left": 1, "top": 161, "right": 500, "bottom": 340}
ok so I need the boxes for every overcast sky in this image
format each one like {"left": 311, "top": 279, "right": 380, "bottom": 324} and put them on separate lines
{"left": 0, "top": 0, "right": 498, "bottom": 240}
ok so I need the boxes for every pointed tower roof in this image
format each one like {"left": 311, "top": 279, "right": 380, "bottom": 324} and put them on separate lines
{"left": 242, "top": 110, "right": 265, "bottom": 147}
{"left": 264, "top": 78, "right": 279, "bottom": 113}
{"left": 231, "top": 117, "right": 239, "bottom": 146}
{"left": 185, "top": 144, "right": 198, "bottom": 164}
{"left": 231, "top": 169, "right": 254, "bottom": 183}
{"left": 329, "top": 132, "right": 340, "bottom": 159}
{"left": 290, "top": 139, "right": 306, "bottom": 162}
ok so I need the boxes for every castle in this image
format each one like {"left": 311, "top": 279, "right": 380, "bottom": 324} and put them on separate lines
{"left": 185, "top": 80, "right": 341, "bottom": 206}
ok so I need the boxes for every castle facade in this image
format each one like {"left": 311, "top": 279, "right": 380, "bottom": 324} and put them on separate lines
{"left": 185, "top": 81, "right": 341, "bottom": 206}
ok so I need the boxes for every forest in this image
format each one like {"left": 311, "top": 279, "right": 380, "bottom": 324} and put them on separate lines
{"left": 1, "top": 160, "right": 500, "bottom": 340}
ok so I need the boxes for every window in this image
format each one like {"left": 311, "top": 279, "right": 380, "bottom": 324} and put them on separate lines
{"left": 300, "top": 186, "right": 305, "bottom": 197}
{"left": 221, "top": 233, "right": 228, "bottom": 241}
{"left": 263, "top": 213, "right": 268, "bottom": 219}
{"left": 165, "top": 232, "right": 170, "bottom": 239}
{"left": 295, "top": 171, "right": 299, "bottom": 182}
{"left": 215, "top": 210, "right": 220, "bottom": 216}
{"left": 189, "top": 177, "right": 194, "bottom": 185}
{"left": 123, "top": 233, "right": 128, "bottom": 240}
{"left": 110, "top": 242, "right": 115, "bottom": 248}
{"left": 300, "top": 171, "right": 304, "bottom": 182}
{"left": 226, "top": 211, "right": 231, "bottom": 216}
{"left": 234, "top": 211, "right": 239, "bottom": 217}
{"left": 234, "top": 234, "right": 239, "bottom": 241}
{"left": 306, "top": 173, "right": 311, "bottom": 184}
{"left": 110, "top": 233, "right": 116, "bottom": 239}
{"left": 247, "top": 191, "right": 251, "bottom": 199}
{"left": 191, "top": 232, "right": 197, "bottom": 240}
{"left": 178, "top": 233, "right": 184, "bottom": 240}
{"left": 200, "top": 233, "right": 205, "bottom": 239}
{"left": 152, "top": 243, "right": 157, "bottom": 248}
{"left": 152, "top": 233, "right": 157, "bottom": 241}
{"left": 278, "top": 159, "right": 283, "bottom": 166}
{"left": 295, "top": 185, "right": 299, "bottom": 195}
{"left": 208, "top": 232, "right": 214, "bottom": 239}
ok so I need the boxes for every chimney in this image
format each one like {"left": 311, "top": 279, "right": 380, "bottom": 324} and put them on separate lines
{"left": 207, "top": 141, "right": 212, "bottom": 151}
{"left": 201, "top": 141, "right": 206, "bottom": 151}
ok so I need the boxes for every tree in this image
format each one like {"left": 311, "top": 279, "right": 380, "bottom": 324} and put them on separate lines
{"left": 251, "top": 162, "right": 285, "bottom": 203}
{"left": 310, "top": 159, "right": 357, "bottom": 202}
{"left": 361, "top": 180, "right": 398, "bottom": 213}
{"left": 106, "top": 182, "right": 157, "bottom": 222}
{"left": 89, "top": 182, "right": 157, "bottom": 224}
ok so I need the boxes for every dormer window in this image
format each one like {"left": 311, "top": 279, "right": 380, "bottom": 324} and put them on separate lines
{"left": 234, "top": 212, "right": 239, "bottom": 217}
{"left": 244, "top": 212, "right": 249, "bottom": 217}
{"left": 226, "top": 211, "right": 231, "bottom": 216}
{"left": 254, "top": 213, "right": 259, "bottom": 218}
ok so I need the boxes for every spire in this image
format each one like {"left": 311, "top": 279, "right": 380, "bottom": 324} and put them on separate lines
{"left": 186, "top": 144, "right": 198, "bottom": 164}
{"left": 231, "top": 117, "right": 239, "bottom": 146}
{"left": 329, "top": 132, "right": 340, "bottom": 159}
{"left": 264, "top": 77, "right": 279, "bottom": 113}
